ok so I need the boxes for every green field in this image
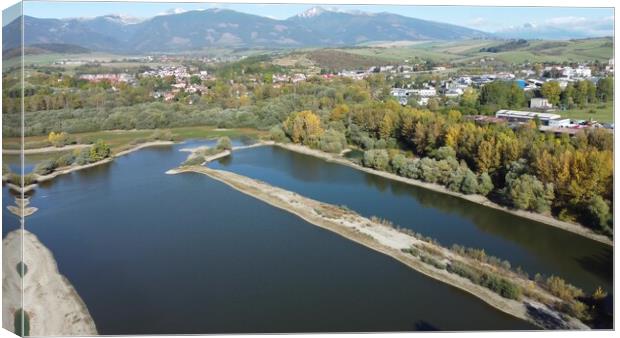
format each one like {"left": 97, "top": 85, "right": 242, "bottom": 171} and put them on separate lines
{"left": 558, "top": 102, "right": 614, "bottom": 123}
{"left": 301, "top": 38, "right": 614, "bottom": 67}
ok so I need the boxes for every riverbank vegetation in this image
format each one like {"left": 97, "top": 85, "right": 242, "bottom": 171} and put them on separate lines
{"left": 3, "top": 139, "right": 112, "bottom": 186}
{"left": 271, "top": 102, "right": 613, "bottom": 236}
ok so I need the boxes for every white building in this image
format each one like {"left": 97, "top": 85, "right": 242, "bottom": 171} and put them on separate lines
{"left": 562, "top": 66, "right": 592, "bottom": 78}
{"left": 530, "top": 98, "right": 553, "bottom": 110}
{"left": 495, "top": 110, "right": 569, "bottom": 127}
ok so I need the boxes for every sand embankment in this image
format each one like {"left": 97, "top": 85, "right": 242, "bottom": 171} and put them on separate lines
{"left": 2, "top": 144, "right": 91, "bottom": 155}
{"left": 2, "top": 230, "right": 97, "bottom": 335}
{"left": 274, "top": 143, "right": 612, "bottom": 246}
{"left": 169, "top": 164, "right": 588, "bottom": 330}
{"left": 113, "top": 140, "right": 174, "bottom": 157}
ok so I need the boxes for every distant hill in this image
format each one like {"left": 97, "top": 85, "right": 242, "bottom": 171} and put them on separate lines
{"left": 2, "top": 43, "right": 90, "bottom": 59}
{"left": 2, "top": 7, "right": 492, "bottom": 53}
{"left": 479, "top": 39, "right": 529, "bottom": 53}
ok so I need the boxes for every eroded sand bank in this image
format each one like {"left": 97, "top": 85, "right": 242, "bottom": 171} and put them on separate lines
{"left": 2, "top": 230, "right": 97, "bottom": 336}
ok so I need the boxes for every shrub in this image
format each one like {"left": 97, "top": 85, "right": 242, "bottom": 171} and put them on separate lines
{"left": 269, "top": 125, "right": 287, "bottom": 142}
{"left": 74, "top": 148, "right": 91, "bottom": 165}
{"left": 318, "top": 129, "right": 347, "bottom": 153}
{"left": 89, "top": 140, "right": 111, "bottom": 162}
{"left": 216, "top": 136, "right": 232, "bottom": 151}
{"left": 545, "top": 276, "right": 583, "bottom": 301}
{"left": 480, "top": 273, "right": 522, "bottom": 300}
{"left": 390, "top": 154, "right": 407, "bottom": 175}
{"left": 362, "top": 149, "right": 390, "bottom": 171}
{"left": 7, "top": 174, "right": 37, "bottom": 186}
{"left": 401, "top": 246, "right": 420, "bottom": 257}
{"left": 34, "top": 159, "right": 57, "bottom": 175}
{"left": 448, "top": 261, "right": 520, "bottom": 300}
{"left": 182, "top": 156, "right": 205, "bottom": 166}
{"left": 447, "top": 261, "right": 482, "bottom": 284}
{"left": 558, "top": 301, "right": 591, "bottom": 321}
{"left": 151, "top": 130, "right": 175, "bottom": 141}
{"left": 420, "top": 255, "right": 446, "bottom": 270}
{"left": 54, "top": 153, "right": 76, "bottom": 167}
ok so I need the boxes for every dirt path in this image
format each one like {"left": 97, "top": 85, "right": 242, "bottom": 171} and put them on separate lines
{"left": 3, "top": 144, "right": 91, "bottom": 155}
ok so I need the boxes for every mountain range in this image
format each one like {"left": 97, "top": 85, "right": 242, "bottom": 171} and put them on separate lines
{"left": 3, "top": 7, "right": 492, "bottom": 53}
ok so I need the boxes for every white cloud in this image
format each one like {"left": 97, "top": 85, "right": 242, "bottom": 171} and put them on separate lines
{"left": 156, "top": 8, "right": 188, "bottom": 16}
{"left": 469, "top": 17, "right": 486, "bottom": 27}
{"left": 545, "top": 16, "right": 589, "bottom": 25}
{"left": 495, "top": 15, "right": 613, "bottom": 39}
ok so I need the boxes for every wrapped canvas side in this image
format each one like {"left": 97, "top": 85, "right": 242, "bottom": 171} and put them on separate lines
{"left": 2, "top": 1, "right": 26, "bottom": 336}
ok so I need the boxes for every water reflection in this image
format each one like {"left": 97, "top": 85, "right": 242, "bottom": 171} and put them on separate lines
{"left": 211, "top": 146, "right": 612, "bottom": 293}
{"left": 3, "top": 140, "right": 535, "bottom": 333}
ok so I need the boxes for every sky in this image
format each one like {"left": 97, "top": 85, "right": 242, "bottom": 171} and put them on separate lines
{"left": 17, "top": 1, "right": 615, "bottom": 37}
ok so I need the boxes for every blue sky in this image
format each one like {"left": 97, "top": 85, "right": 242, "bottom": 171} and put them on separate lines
{"left": 20, "top": 2, "right": 614, "bottom": 36}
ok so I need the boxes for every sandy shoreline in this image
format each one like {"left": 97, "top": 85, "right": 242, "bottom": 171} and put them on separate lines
{"left": 5, "top": 141, "right": 175, "bottom": 193}
{"left": 2, "top": 230, "right": 97, "bottom": 335}
{"left": 273, "top": 143, "right": 612, "bottom": 246}
{"left": 169, "top": 164, "right": 588, "bottom": 330}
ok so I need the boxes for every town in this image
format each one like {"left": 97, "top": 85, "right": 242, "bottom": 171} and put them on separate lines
{"left": 68, "top": 53, "right": 614, "bottom": 137}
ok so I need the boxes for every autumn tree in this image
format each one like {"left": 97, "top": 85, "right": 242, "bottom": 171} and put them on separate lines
{"left": 283, "top": 110, "right": 324, "bottom": 145}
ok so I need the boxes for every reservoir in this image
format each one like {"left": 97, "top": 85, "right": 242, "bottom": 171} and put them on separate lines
{"left": 2, "top": 140, "right": 536, "bottom": 334}
{"left": 210, "top": 146, "right": 612, "bottom": 294}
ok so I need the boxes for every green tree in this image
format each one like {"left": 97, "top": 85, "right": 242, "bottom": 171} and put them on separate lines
{"left": 477, "top": 172, "right": 494, "bottom": 196}
{"left": 89, "top": 140, "right": 111, "bottom": 162}
{"left": 460, "top": 170, "right": 479, "bottom": 194}
{"left": 596, "top": 77, "right": 613, "bottom": 102}
{"left": 581, "top": 195, "right": 612, "bottom": 233}
{"left": 541, "top": 81, "right": 561, "bottom": 106}
{"left": 505, "top": 173, "right": 554, "bottom": 213}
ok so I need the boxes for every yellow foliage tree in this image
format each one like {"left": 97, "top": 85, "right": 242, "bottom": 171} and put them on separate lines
{"left": 329, "top": 104, "right": 350, "bottom": 121}
{"left": 48, "top": 131, "right": 69, "bottom": 147}
{"left": 283, "top": 110, "right": 324, "bottom": 145}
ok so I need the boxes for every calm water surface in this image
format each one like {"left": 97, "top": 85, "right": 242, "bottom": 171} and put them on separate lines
{"left": 210, "top": 146, "right": 613, "bottom": 293}
{"left": 2, "top": 140, "right": 535, "bottom": 334}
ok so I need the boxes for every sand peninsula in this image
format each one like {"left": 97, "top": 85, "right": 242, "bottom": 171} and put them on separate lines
{"left": 168, "top": 155, "right": 589, "bottom": 330}
{"left": 170, "top": 140, "right": 610, "bottom": 245}
{"left": 2, "top": 230, "right": 97, "bottom": 336}
{"left": 269, "top": 143, "right": 612, "bottom": 246}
